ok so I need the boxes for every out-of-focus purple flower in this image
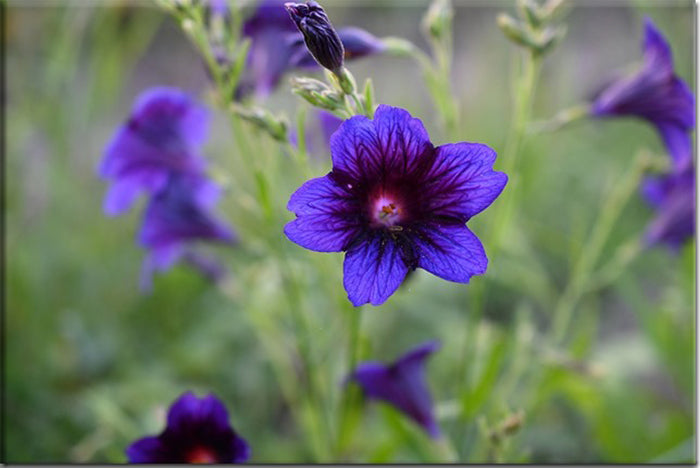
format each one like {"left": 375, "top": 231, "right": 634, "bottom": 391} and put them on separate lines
{"left": 126, "top": 392, "right": 250, "bottom": 464}
{"left": 208, "top": 0, "right": 229, "bottom": 16}
{"left": 285, "top": 1, "right": 344, "bottom": 73}
{"left": 238, "top": 1, "right": 386, "bottom": 99}
{"left": 317, "top": 110, "right": 343, "bottom": 144}
{"left": 591, "top": 18, "right": 694, "bottom": 169}
{"left": 100, "top": 87, "right": 209, "bottom": 216}
{"left": 348, "top": 341, "right": 441, "bottom": 438}
{"left": 642, "top": 164, "right": 695, "bottom": 250}
{"left": 139, "top": 174, "right": 236, "bottom": 291}
{"left": 284, "top": 105, "right": 507, "bottom": 306}
{"left": 239, "top": 0, "right": 302, "bottom": 99}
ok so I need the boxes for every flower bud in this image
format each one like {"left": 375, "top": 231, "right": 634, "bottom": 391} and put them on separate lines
{"left": 231, "top": 104, "right": 288, "bottom": 142}
{"left": 285, "top": 1, "right": 345, "bottom": 74}
{"left": 290, "top": 77, "right": 345, "bottom": 111}
{"left": 422, "top": 0, "right": 453, "bottom": 40}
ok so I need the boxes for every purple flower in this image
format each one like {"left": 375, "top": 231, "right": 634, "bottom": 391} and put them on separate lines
{"left": 139, "top": 174, "right": 236, "bottom": 290}
{"left": 100, "top": 87, "right": 210, "bottom": 216}
{"left": 285, "top": 1, "right": 345, "bottom": 73}
{"left": 348, "top": 341, "right": 441, "bottom": 438}
{"left": 238, "top": 0, "right": 386, "bottom": 99}
{"left": 642, "top": 164, "right": 695, "bottom": 250}
{"left": 239, "top": 0, "right": 302, "bottom": 99}
{"left": 591, "top": 18, "right": 694, "bottom": 169}
{"left": 126, "top": 392, "right": 250, "bottom": 464}
{"left": 284, "top": 105, "right": 507, "bottom": 306}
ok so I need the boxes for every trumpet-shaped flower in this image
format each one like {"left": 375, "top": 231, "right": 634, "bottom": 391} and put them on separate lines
{"left": 100, "top": 87, "right": 210, "bottom": 216}
{"left": 284, "top": 105, "right": 507, "bottom": 306}
{"left": 348, "top": 341, "right": 441, "bottom": 437}
{"left": 592, "top": 18, "right": 694, "bottom": 169}
{"left": 139, "top": 174, "right": 236, "bottom": 290}
{"left": 126, "top": 392, "right": 250, "bottom": 464}
{"left": 642, "top": 164, "right": 695, "bottom": 250}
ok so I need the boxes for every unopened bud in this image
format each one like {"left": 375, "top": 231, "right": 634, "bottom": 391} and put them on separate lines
{"left": 291, "top": 77, "right": 344, "bottom": 111}
{"left": 285, "top": 1, "right": 345, "bottom": 73}
{"left": 517, "top": 0, "right": 544, "bottom": 28}
{"left": 497, "top": 13, "right": 532, "bottom": 47}
{"left": 232, "top": 105, "right": 288, "bottom": 142}
{"left": 422, "top": 0, "right": 453, "bottom": 39}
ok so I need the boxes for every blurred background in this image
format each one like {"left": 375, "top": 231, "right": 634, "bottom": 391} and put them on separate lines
{"left": 5, "top": 0, "right": 695, "bottom": 463}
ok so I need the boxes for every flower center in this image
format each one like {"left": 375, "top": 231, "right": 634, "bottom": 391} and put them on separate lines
{"left": 372, "top": 196, "right": 403, "bottom": 227}
{"left": 186, "top": 446, "right": 218, "bottom": 464}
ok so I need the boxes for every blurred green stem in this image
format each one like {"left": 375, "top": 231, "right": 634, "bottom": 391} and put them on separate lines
{"left": 490, "top": 49, "right": 542, "bottom": 253}
{"left": 454, "top": 47, "right": 541, "bottom": 459}
{"left": 549, "top": 152, "right": 651, "bottom": 345}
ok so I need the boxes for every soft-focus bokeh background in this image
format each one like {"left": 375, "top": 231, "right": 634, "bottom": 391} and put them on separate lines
{"left": 6, "top": 0, "right": 695, "bottom": 463}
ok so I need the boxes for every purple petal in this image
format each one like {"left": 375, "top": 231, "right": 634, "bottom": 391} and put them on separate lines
{"left": 103, "top": 169, "right": 168, "bottom": 216}
{"left": 351, "top": 341, "right": 441, "bottom": 437}
{"left": 139, "top": 175, "right": 236, "bottom": 249}
{"left": 330, "top": 105, "right": 433, "bottom": 181}
{"left": 126, "top": 436, "right": 167, "bottom": 463}
{"left": 318, "top": 110, "right": 344, "bottom": 146}
{"left": 338, "top": 27, "right": 386, "bottom": 59}
{"left": 412, "top": 222, "right": 487, "bottom": 283}
{"left": 372, "top": 104, "right": 434, "bottom": 176}
{"left": 642, "top": 17, "right": 673, "bottom": 77}
{"left": 655, "top": 111, "right": 693, "bottom": 170}
{"left": 284, "top": 175, "right": 363, "bottom": 252}
{"left": 342, "top": 233, "right": 410, "bottom": 306}
{"left": 423, "top": 142, "right": 508, "bottom": 220}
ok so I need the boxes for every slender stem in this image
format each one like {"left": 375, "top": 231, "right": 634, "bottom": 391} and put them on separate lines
{"left": 454, "top": 47, "right": 541, "bottom": 459}
{"left": 549, "top": 153, "right": 651, "bottom": 344}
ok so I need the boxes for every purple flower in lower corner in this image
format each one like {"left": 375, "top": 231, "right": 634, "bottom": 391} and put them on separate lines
{"left": 100, "top": 87, "right": 210, "bottom": 216}
{"left": 127, "top": 392, "right": 250, "bottom": 464}
{"left": 348, "top": 341, "right": 441, "bottom": 438}
{"left": 139, "top": 174, "right": 236, "bottom": 291}
{"left": 591, "top": 18, "right": 694, "bottom": 169}
{"left": 284, "top": 105, "right": 507, "bottom": 306}
{"left": 642, "top": 164, "right": 695, "bottom": 250}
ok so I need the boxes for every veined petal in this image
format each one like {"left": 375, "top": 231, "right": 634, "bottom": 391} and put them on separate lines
{"left": 285, "top": 175, "right": 363, "bottom": 252}
{"left": 423, "top": 142, "right": 507, "bottom": 220}
{"left": 372, "top": 104, "right": 434, "bottom": 176}
{"left": 413, "top": 222, "right": 487, "bottom": 283}
{"left": 330, "top": 105, "right": 433, "bottom": 182}
{"left": 343, "top": 233, "right": 409, "bottom": 306}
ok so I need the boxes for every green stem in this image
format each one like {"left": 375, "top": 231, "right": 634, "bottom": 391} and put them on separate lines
{"left": 454, "top": 47, "right": 541, "bottom": 460}
{"left": 549, "top": 152, "right": 651, "bottom": 345}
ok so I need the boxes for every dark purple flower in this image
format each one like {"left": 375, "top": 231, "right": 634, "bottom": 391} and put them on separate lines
{"left": 139, "top": 174, "right": 236, "bottom": 290}
{"left": 126, "top": 392, "right": 250, "bottom": 463}
{"left": 591, "top": 18, "right": 694, "bottom": 169}
{"left": 348, "top": 341, "right": 441, "bottom": 438}
{"left": 284, "top": 105, "right": 507, "bottom": 306}
{"left": 100, "top": 87, "right": 209, "bottom": 216}
{"left": 285, "top": 1, "right": 344, "bottom": 73}
{"left": 641, "top": 164, "right": 695, "bottom": 250}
